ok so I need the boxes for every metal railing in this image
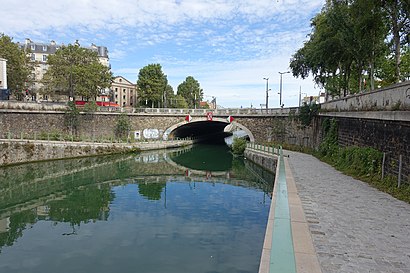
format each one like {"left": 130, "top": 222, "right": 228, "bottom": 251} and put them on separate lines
{"left": 246, "top": 143, "right": 282, "bottom": 156}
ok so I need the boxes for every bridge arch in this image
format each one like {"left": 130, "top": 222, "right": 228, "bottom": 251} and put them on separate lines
{"left": 162, "top": 117, "right": 255, "bottom": 143}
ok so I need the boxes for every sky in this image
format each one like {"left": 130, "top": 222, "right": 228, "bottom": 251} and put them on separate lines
{"left": 1, "top": 0, "right": 325, "bottom": 108}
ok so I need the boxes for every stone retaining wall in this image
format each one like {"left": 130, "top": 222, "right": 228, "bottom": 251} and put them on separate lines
{"left": 244, "top": 148, "right": 277, "bottom": 173}
{"left": 321, "top": 81, "right": 410, "bottom": 111}
{"left": 0, "top": 140, "right": 192, "bottom": 166}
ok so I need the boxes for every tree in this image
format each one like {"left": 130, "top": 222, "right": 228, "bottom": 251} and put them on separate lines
{"left": 168, "top": 94, "right": 188, "bottom": 108}
{"left": 114, "top": 113, "right": 131, "bottom": 140}
{"left": 0, "top": 34, "right": 33, "bottom": 96}
{"left": 42, "top": 44, "right": 112, "bottom": 100}
{"left": 65, "top": 101, "right": 80, "bottom": 136}
{"left": 290, "top": 0, "right": 389, "bottom": 97}
{"left": 382, "top": 0, "right": 410, "bottom": 83}
{"left": 177, "top": 76, "right": 203, "bottom": 108}
{"left": 137, "top": 64, "right": 168, "bottom": 108}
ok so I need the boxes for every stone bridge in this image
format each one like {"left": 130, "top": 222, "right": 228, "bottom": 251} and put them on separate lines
{"left": 0, "top": 105, "right": 299, "bottom": 144}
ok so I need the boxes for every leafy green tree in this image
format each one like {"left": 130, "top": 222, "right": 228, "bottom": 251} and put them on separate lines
{"left": 0, "top": 34, "right": 33, "bottom": 96}
{"left": 65, "top": 101, "right": 80, "bottom": 136}
{"left": 177, "top": 76, "right": 203, "bottom": 108}
{"left": 290, "top": 0, "right": 388, "bottom": 96}
{"left": 163, "top": 84, "right": 175, "bottom": 108}
{"left": 114, "top": 113, "right": 131, "bottom": 140}
{"left": 168, "top": 94, "right": 188, "bottom": 108}
{"left": 42, "top": 44, "right": 112, "bottom": 100}
{"left": 299, "top": 103, "right": 320, "bottom": 127}
{"left": 382, "top": 0, "right": 410, "bottom": 83}
{"left": 137, "top": 64, "right": 168, "bottom": 108}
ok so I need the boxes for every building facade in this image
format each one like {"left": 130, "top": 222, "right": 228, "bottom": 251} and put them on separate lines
{"left": 0, "top": 58, "right": 7, "bottom": 89}
{"left": 18, "top": 39, "right": 109, "bottom": 101}
{"left": 111, "top": 76, "right": 137, "bottom": 107}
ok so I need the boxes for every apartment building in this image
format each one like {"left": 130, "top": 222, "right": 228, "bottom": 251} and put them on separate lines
{"left": 111, "top": 76, "right": 137, "bottom": 107}
{"left": 18, "top": 38, "right": 109, "bottom": 100}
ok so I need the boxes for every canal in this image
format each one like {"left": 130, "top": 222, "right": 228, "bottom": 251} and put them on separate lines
{"left": 0, "top": 144, "right": 274, "bottom": 273}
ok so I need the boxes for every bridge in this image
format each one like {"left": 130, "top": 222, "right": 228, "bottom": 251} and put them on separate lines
{"left": 0, "top": 81, "right": 409, "bottom": 179}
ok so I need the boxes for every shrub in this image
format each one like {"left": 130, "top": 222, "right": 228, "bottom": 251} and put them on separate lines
{"left": 231, "top": 137, "right": 247, "bottom": 155}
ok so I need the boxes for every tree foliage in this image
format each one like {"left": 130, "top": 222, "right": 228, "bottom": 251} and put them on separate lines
{"left": 137, "top": 64, "right": 168, "bottom": 108}
{"left": 299, "top": 103, "right": 320, "bottom": 127}
{"left": 231, "top": 137, "right": 247, "bottom": 155}
{"left": 290, "top": 0, "right": 409, "bottom": 98}
{"left": 177, "top": 76, "right": 203, "bottom": 108}
{"left": 0, "top": 34, "right": 33, "bottom": 94}
{"left": 114, "top": 113, "right": 131, "bottom": 140}
{"left": 42, "top": 44, "right": 112, "bottom": 100}
{"left": 64, "top": 101, "right": 80, "bottom": 135}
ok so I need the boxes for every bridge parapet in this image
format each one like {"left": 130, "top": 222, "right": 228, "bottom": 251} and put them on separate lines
{"left": 0, "top": 100, "right": 299, "bottom": 116}
{"left": 133, "top": 106, "right": 299, "bottom": 116}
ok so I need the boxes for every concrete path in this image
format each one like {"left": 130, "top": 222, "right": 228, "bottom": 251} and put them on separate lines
{"left": 285, "top": 150, "right": 410, "bottom": 273}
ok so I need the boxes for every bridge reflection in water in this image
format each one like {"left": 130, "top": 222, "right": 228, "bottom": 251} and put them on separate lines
{"left": 0, "top": 145, "right": 274, "bottom": 273}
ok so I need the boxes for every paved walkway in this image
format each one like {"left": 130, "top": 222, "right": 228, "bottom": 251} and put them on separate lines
{"left": 285, "top": 150, "right": 410, "bottom": 273}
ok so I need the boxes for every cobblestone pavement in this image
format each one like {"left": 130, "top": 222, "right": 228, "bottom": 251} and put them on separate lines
{"left": 285, "top": 150, "right": 410, "bottom": 273}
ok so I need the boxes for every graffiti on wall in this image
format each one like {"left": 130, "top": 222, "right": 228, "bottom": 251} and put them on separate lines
{"left": 143, "top": 129, "right": 159, "bottom": 139}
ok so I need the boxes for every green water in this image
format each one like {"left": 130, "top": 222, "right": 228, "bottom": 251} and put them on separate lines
{"left": 0, "top": 144, "right": 273, "bottom": 273}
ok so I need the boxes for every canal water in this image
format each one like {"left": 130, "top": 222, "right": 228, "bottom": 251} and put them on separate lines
{"left": 0, "top": 144, "right": 274, "bottom": 273}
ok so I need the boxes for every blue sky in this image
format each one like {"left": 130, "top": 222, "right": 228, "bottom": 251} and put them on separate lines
{"left": 1, "top": 0, "right": 325, "bottom": 108}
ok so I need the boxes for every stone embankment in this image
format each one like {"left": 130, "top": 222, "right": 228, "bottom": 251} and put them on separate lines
{"left": 244, "top": 147, "right": 277, "bottom": 172}
{"left": 0, "top": 139, "right": 193, "bottom": 166}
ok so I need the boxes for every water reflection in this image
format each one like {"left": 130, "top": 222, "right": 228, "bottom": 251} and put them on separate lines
{"left": 0, "top": 145, "right": 274, "bottom": 272}
{"left": 169, "top": 144, "right": 233, "bottom": 171}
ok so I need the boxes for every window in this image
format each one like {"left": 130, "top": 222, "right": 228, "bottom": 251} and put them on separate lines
{"left": 42, "top": 45, "right": 47, "bottom": 51}
{"left": 123, "top": 95, "right": 126, "bottom": 99}
{"left": 115, "top": 88, "right": 118, "bottom": 92}
{"left": 30, "top": 44, "right": 35, "bottom": 50}
{"left": 31, "top": 54, "right": 35, "bottom": 61}
{"left": 130, "top": 90, "right": 133, "bottom": 93}
{"left": 123, "top": 89, "right": 126, "bottom": 93}
{"left": 115, "top": 94, "right": 118, "bottom": 98}
{"left": 42, "top": 55, "right": 47, "bottom": 62}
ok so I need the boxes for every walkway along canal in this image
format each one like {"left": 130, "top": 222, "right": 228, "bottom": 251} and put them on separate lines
{"left": 247, "top": 143, "right": 410, "bottom": 273}
{"left": 245, "top": 144, "right": 321, "bottom": 273}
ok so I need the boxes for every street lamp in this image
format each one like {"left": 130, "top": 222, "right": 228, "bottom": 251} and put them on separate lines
{"left": 263, "top": 77, "right": 269, "bottom": 109}
{"left": 278, "top": 71, "right": 290, "bottom": 107}
{"left": 212, "top": 96, "right": 217, "bottom": 109}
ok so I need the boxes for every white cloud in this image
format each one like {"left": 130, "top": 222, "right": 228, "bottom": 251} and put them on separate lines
{"left": 1, "top": 0, "right": 325, "bottom": 108}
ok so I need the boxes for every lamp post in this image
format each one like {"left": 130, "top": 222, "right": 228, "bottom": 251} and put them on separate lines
{"left": 263, "top": 77, "right": 269, "bottom": 109}
{"left": 212, "top": 96, "right": 217, "bottom": 109}
{"left": 278, "top": 71, "right": 290, "bottom": 107}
